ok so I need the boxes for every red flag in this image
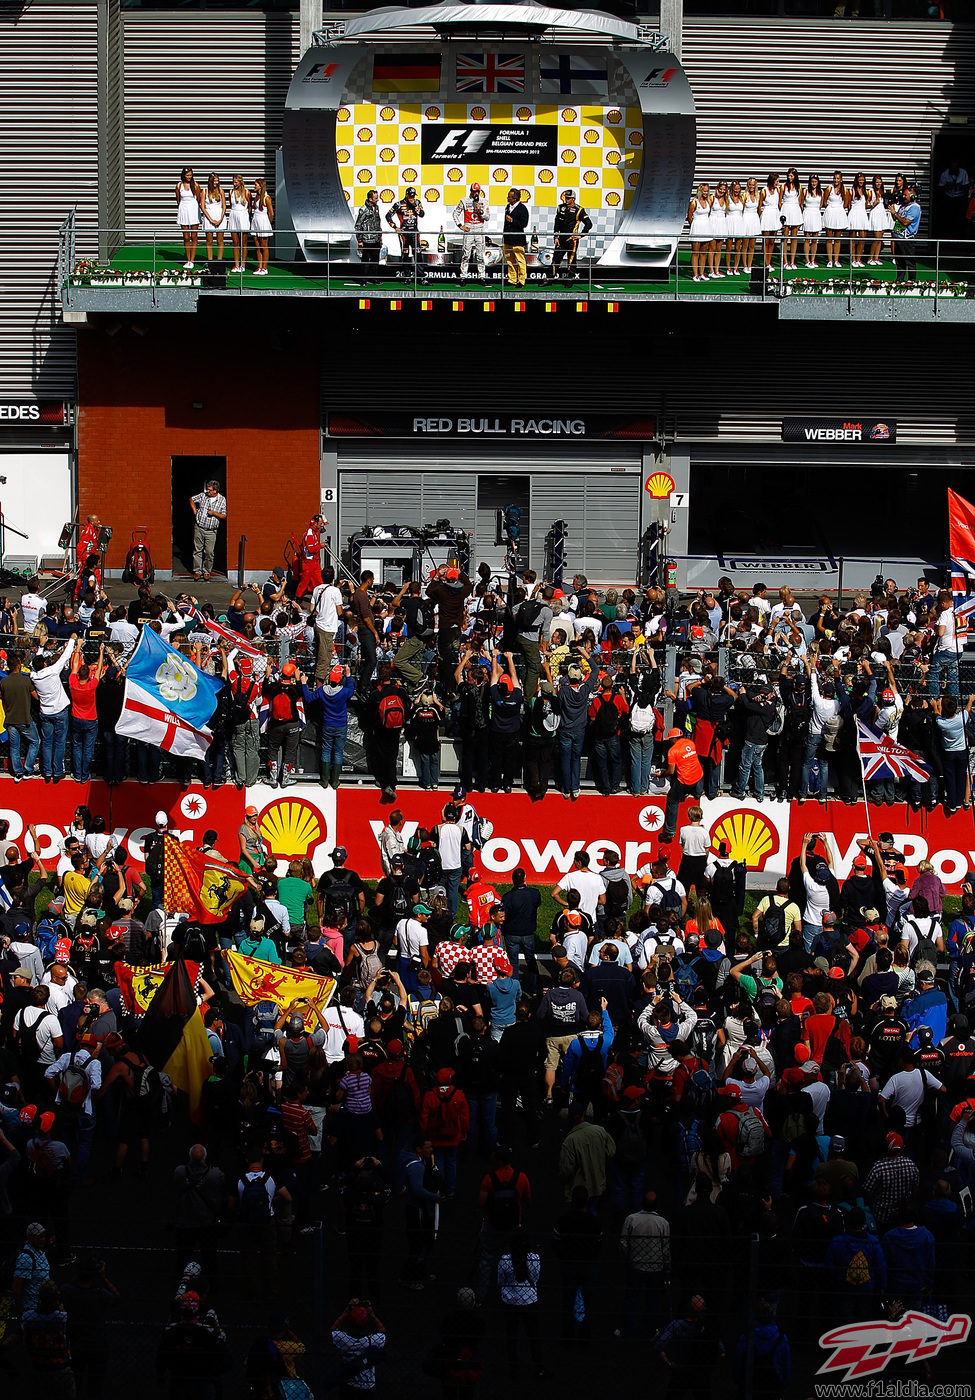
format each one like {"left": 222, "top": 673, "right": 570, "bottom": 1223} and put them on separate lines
{"left": 162, "top": 835, "right": 248, "bottom": 923}
{"left": 948, "top": 488, "right": 975, "bottom": 625}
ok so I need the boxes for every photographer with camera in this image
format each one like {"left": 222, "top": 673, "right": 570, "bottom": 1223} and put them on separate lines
{"left": 731, "top": 678, "right": 778, "bottom": 803}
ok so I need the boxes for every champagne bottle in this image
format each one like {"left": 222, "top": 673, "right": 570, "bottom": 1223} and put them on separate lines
{"left": 530, "top": 224, "right": 539, "bottom": 255}
{"left": 438, "top": 226, "right": 446, "bottom": 254}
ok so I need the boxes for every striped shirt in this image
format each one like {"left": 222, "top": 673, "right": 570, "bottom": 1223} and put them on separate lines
{"left": 498, "top": 1253, "right": 540, "bottom": 1306}
{"left": 339, "top": 1071, "right": 374, "bottom": 1115}
{"left": 192, "top": 492, "right": 227, "bottom": 530}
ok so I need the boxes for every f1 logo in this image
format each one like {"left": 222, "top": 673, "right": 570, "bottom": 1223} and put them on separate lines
{"left": 640, "top": 67, "right": 677, "bottom": 87}
{"left": 305, "top": 61, "right": 339, "bottom": 82}
{"left": 433, "top": 128, "right": 492, "bottom": 157}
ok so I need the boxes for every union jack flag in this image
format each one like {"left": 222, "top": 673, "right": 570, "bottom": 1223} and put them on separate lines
{"left": 856, "top": 718, "right": 931, "bottom": 784}
{"left": 948, "top": 488, "right": 975, "bottom": 624}
{"left": 456, "top": 53, "right": 525, "bottom": 93}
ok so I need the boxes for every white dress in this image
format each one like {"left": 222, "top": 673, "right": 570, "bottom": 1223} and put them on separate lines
{"left": 760, "top": 189, "right": 781, "bottom": 232}
{"left": 847, "top": 192, "right": 869, "bottom": 232}
{"left": 176, "top": 181, "right": 200, "bottom": 228}
{"left": 802, "top": 192, "right": 823, "bottom": 234}
{"left": 203, "top": 196, "right": 226, "bottom": 233}
{"left": 689, "top": 198, "right": 711, "bottom": 242}
{"left": 823, "top": 188, "right": 849, "bottom": 231}
{"left": 726, "top": 196, "right": 744, "bottom": 239}
{"left": 709, "top": 199, "right": 729, "bottom": 239}
{"left": 869, "top": 194, "right": 892, "bottom": 233}
{"left": 251, "top": 197, "right": 272, "bottom": 237}
{"left": 781, "top": 188, "right": 802, "bottom": 228}
{"left": 741, "top": 193, "right": 761, "bottom": 238}
{"left": 228, "top": 190, "right": 251, "bottom": 233}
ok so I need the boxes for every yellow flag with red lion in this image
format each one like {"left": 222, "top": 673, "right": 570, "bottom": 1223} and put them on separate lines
{"left": 222, "top": 949, "right": 335, "bottom": 1028}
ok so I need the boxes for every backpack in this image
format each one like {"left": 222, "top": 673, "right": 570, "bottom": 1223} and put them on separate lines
{"left": 594, "top": 694, "right": 621, "bottom": 739}
{"left": 378, "top": 690, "right": 405, "bottom": 730}
{"left": 753, "top": 981, "right": 780, "bottom": 1031}
{"left": 468, "top": 812, "right": 487, "bottom": 851}
{"left": 36, "top": 916, "right": 69, "bottom": 961}
{"left": 684, "top": 1067, "right": 716, "bottom": 1118}
{"left": 516, "top": 598, "right": 543, "bottom": 632}
{"left": 133, "top": 1057, "right": 163, "bottom": 1103}
{"left": 672, "top": 956, "right": 699, "bottom": 1003}
{"left": 270, "top": 689, "right": 293, "bottom": 723}
{"left": 229, "top": 680, "right": 257, "bottom": 726}
{"left": 486, "top": 1170, "right": 521, "bottom": 1230}
{"left": 388, "top": 879, "right": 411, "bottom": 921}
{"left": 604, "top": 877, "right": 630, "bottom": 919}
{"left": 905, "top": 915, "right": 941, "bottom": 968}
{"left": 143, "top": 830, "right": 165, "bottom": 882}
{"left": 629, "top": 700, "right": 655, "bottom": 735}
{"left": 616, "top": 1115, "right": 648, "bottom": 1170}
{"left": 459, "top": 683, "right": 488, "bottom": 731}
{"left": 321, "top": 873, "right": 358, "bottom": 922}
{"left": 239, "top": 1171, "right": 273, "bottom": 1225}
{"left": 536, "top": 696, "right": 560, "bottom": 735}
{"left": 573, "top": 1034, "right": 604, "bottom": 1095}
{"left": 689, "top": 1015, "right": 717, "bottom": 1064}
{"left": 710, "top": 861, "right": 738, "bottom": 910}
{"left": 652, "top": 879, "right": 682, "bottom": 914}
{"left": 844, "top": 1247, "right": 873, "bottom": 1288}
{"left": 56, "top": 1050, "right": 90, "bottom": 1109}
{"left": 758, "top": 900, "right": 786, "bottom": 949}
{"left": 15, "top": 1009, "right": 54, "bottom": 1066}
{"left": 734, "top": 1104, "right": 767, "bottom": 1159}
{"left": 406, "top": 992, "right": 441, "bottom": 1043}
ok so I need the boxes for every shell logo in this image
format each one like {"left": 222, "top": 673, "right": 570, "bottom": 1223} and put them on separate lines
{"left": 402, "top": 167, "right": 418, "bottom": 181}
{"left": 337, "top": 107, "right": 351, "bottom": 122}
{"left": 561, "top": 150, "right": 577, "bottom": 164}
{"left": 492, "top": 168, "right": 509, "bottom": 182}
{"left": 337, "top": 149, "right": 351, "bottom": 164}
{"left": 645, "top": 470, "right": 676, "bottom": 499}
{"left": 447, "top": 168, "right": 464, "bottom": 182}
{"left": 344, "top": 190, "right": 351, "bottom": 202}
{"left": 539, "top": 169, "right": 554, "bottom": 184}
{"left": 380, "top": 106, "right": 396, "bottom": 121}
{"left": 356, "top": 169, "right": 373, "bottom": 184}
{"left": 516, "top": 106, "right": 532, "bottom": 121}
{"left": 403, "top": 126, "right": 418, "bottom": 141}
{"left": 606, "top": 109, "right": 623, "bottom": 124}
{"left": 628, "top": 131, "right": 643, "bottom": 146}
{"left": 606, "top": 192, "right": 621, "bottom": 206}
{"left": 424, "top": 189, "right": 440, "bottom": 202}
{"left": 627, "top": 172, "right": 640, "bottom": 187}
{"left": 259, "top": 797, "right": 326, "bottom": 862}
{"left": 425, "top": 106, "right": 441, "bottom": 120}
{"left": 606, "top": 150, "right": 622, "bottom": 167}
{"left": 583, "top": 170, "right": 599, "bottom": 186}
{"left": 380, "top": 188, "right": 395, "bottom": 202}
{"left": 710, "top": 809, "right": 780, "bottom": 872}
{"left": 379, "top": 147, "right": 396, "bottom": 162}
{"left": 357, "top": 128, "right": 373, "bottom": 142}
{"left": 470, "top": 105, "right": 487, "bottom": 120}
{"left": 583, "top": 129, "right": 600, "bottom": 144}
{"left": 561, "top": 108, "right": 578, "bottom": 122}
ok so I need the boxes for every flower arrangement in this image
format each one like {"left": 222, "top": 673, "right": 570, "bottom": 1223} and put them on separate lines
{"left": 72, "top": 259, "right": 100, "bottom": 281}
{"left": 788, "top": 277, "right": 963, "bottom": 299}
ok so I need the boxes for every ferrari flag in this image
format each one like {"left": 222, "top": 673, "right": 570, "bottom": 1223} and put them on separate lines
{"left": 224, "top": 949, "right": 335, "bottom": 1028}
{"left": 116, "top": 959, "right": 201, "bottom": 1014}
{"left": 116, "top": 626, "right": 222, "bottom": 760}
{"left": 163, "top": 836, "right": 248, "bottom": 923}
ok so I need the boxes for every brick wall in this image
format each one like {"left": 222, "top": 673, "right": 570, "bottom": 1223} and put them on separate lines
{"left": 77, "top": 317, "right": 320, "bottom": 572}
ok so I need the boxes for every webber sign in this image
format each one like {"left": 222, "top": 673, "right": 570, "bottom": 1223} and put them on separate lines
{"left": 782, "top": 418, "right": 896, "bottom": 444}
{"left": 420, "top": 124, "right": 558, "bottom": 164}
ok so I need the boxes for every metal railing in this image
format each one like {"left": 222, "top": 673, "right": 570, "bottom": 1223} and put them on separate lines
{"left": 58, "top": 222, "right": 975, "bottom": 304}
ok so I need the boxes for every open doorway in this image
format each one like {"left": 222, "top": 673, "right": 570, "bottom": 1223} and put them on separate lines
{"left": 172, "top": 456, "right": 227, "bottom": 577}
{"left": 475, "top": 474, "right": 531, "bottom": 576}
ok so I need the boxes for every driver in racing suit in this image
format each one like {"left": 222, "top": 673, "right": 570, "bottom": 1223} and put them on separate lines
{"left": 386, "top": 187, "right": 426, "bottom": 281}
{"left": 549, "top": 189, "right": 593, "bottom": 282}
{"left": 453, "top": 183, "right": 488, "bottom": 280}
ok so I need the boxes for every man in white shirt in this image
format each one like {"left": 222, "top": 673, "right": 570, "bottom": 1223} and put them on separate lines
{"left": 13, "top": 988, "right": 63, "bottom": 1067}
{"left": 319, "top": 995, "right": 366, "bottom": 1064}
{"left": 930, "top": 589, "right": 961, "bottom": 697}
{"left": 31, "top": 636, "right": 76, "bottom": 781}
{"left": 42, "top": 963, "right": 77, "bottom": 1015}
{"left": 436, "top": 805, "right": 468, "bottom": 917}
{"left": 396, "top": 903, "right": 431, "bottom": 992}
{"left": 19, "top": 586, "right": 46, "bottom": 633}
{"left": 800, "top": 657, "right": 843, "bottom": 801}
{"left": 799, "top": 832, "right": 834, "bottom": 954}
{"left": 723, "top": 1047, "right": 771, "bottom": 1110}
{"left": 311, "top": 567, "right": 344, "bottom": 681}
{"left": 800, "top": 1062, "right": 830, "bottom": 1132}
{"left": 880, "top": 1053, "right": 945, "bottom": 1128}
{"left": 554, "top": 852, "right": 606, "bottom": 923}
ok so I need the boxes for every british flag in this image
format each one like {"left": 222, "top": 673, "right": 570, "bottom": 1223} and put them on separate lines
{"left": 948, "top": 487, "right": 975, "bottom": 624}
{"left": 456, "top": 53, "right": 525, "bottom": 93}
{"left": 856, "top": 718, "right": 931, "bottom": 784}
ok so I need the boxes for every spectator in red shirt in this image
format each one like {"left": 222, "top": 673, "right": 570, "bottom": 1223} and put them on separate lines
{"left": 804, "top": 991, "right": 852, "bottom": 1065}
{"left": 476, "top": 1145, "right": 532, "bottom": 1302}
{"left": 68, "top": 643, "right": 105, "bottom": 784}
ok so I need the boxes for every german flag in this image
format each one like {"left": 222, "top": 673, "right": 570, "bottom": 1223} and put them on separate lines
{"left": 372, "top": 52, "right": 441, "bottom": 92}
{"left": 138, "top": 959, "right": 212, "bottom": 1122}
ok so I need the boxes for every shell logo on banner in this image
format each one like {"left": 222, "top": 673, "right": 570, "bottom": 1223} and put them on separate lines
{"left": 710, "top": 808, "right": 780, "bottom": 873}
{"left": 249, "top": 786, "right": 338, "bottom": 873}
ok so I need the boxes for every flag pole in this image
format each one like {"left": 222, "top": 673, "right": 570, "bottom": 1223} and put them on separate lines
{"left": 854, "top": 719, "right": 874, "bottom": 844}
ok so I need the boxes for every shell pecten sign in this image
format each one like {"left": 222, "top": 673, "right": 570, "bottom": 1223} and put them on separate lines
{"left": 644, "top": 471, "right": 675, "bottom": 499}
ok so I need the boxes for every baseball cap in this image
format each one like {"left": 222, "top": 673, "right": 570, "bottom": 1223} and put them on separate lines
{"left": 12, "top": 965, "right": 32, "bottom": 981}
{"left": 822, "top": 912, "right": 838, "bottom": 928}
{"left": 665, "top": 727, "right": 682, "bottom": 740}
{"left": 861, "top": 907, "right": 880, "bottom": 924}
{"left": 390, "top": 854, "right": 404, "bottom": 869}
{"left": 271, "top": 566, "right": 285, "bottom": 579}
{"left": 492, "top": 953, "right": 513, "bottom": 975}
{"left": 330, "top": 846, "right": 347, "bottom": 861}
{"left": 828, "top": 966, "right": 845, "bottom": 980}
{"left": 813, "top": 956, "right": 830, "bottom": 972}
{"left": 803, "top": 1060, "right": 820, "bottom": 1075}
{"left": 561, "top": 188, "right": 576, "bottom": 199}
{"left": 880, "top": 995, "right": 898, "bottom": 1011}
{"left": 886, "top": 1131, "right": 904, "bottom": 1151}
{"left": 880, "top": 688, "right": 896, "bottom": 704}
{"left": 328, "top": 664, "right": 343, "bottom": 683}
{"left": 469, "top": 182, "right": 481, "bottom": 192}
{"left": 282, "top": 661, "right": 297, "bottom": 678}
{"left": 829, "top": 1134, "right": 847, "bottom": 1153}
{"left": 436, "top": 1067, "right": 455, "bottom": 1084}
{"left": 19, "top": 1104, "right": 37, "bottom": 1125}
{"left": 566, "top": 910, "right": 582, "bottom": 928}
{"left": 413, "top": 902, "right": 432, "bottom": 916}
{"left": 852, "top": 854, "right": 869, "bottom": 871}
{"left": 154, "top": 810, "right": 168, "bottom": 827}
{"left": 244, "top": 805, "right": 259, "bottom": 817}
{"left": 38, "top": 1110, "right": 56, "bottom": 1134}
{"left": 453, "top": 784, "right": 466, "bottom": 801}
{"left": 387, "top": 1038, "right": 404, "bottom": 1058}
{"left": 236, "top": 654, "right": 253, "bottom": 672}
{"left": 348, "top": 1303, "right": 370, "bottom": 1326}
{"left": 405, "top": 186, "right": 416, "bottom": 195}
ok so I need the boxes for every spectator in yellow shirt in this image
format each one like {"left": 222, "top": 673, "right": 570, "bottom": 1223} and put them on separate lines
{"left": 62, "top": 853, "right": 93, "bottom": 930}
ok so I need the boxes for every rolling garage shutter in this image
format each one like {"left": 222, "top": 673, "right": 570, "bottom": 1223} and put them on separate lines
{"left": 531, "top": 470, "right": 641, "bottom": 584}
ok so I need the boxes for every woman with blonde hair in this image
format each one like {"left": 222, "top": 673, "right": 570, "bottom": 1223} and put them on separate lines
{"left": 758, "top": 172, "right": 781, "bottom": 270}
{"left": 687, "top": 182, "right": 712, "bottom": 282}
{"left": 227, "top": 172, "right": 251, "bottom": 272}
{"left": 250, "top": 177, "right": 273, "bottom": 274}
{"left": 201, "top": 172, "right": 227, "bottom": 264}
{"left": 174, "top": 165, "right": 202, "bottom": 270}
{"left": 740, "top": 177, "right": 761, "bottom": 272}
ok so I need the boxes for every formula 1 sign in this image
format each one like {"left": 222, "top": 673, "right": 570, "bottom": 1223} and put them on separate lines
{"left": 782, "top": 418, "right": 896, "bottom": 444}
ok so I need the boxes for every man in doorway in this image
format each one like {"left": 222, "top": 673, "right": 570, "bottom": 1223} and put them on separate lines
{"left": 189, "top": 479, "right": 227, "bottom": 581}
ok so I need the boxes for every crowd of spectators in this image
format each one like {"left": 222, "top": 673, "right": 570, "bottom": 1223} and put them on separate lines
{"left": 0, "top": 562, "right": 968, "bottom": 813}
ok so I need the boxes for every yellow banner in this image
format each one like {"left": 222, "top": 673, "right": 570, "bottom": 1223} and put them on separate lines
{"left": 223, "top": 949, "right": 335, "bottom": 1028}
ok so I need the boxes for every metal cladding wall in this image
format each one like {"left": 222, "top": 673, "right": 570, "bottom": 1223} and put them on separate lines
{"left": 682, "top": 17, "right": 975, "bottom": 215}
{"left": 0, "top": 0, "right": 99, "bottom": 398}
{"left": 120, "top": 9, "right": 300, "bottom": 233}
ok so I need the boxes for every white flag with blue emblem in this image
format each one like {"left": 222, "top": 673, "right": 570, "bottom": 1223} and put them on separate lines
{"left": 116, "top": 627, "right": 223, "bottom": 760}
